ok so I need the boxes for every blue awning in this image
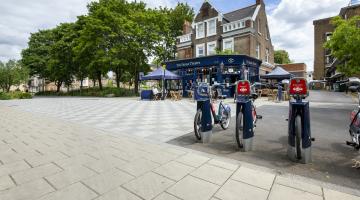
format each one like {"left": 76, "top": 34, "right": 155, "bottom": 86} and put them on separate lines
{"left": 141, "top": 68, "right": 181, "bottom": 81}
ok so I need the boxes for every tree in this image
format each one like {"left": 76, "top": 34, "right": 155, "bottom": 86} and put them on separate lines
{"left": 22, "top": 29, "right": 54, "bottom": 79}
{"left": 0, "top": 60, "right": 29, "bottom": 92}
{"left": 274, "top": 50, "right": 291, "bottom": 64}
{"left": 325, "top": 16, "right": 360, "bottom": 76}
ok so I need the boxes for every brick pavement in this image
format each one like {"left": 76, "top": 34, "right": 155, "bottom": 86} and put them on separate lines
{"left": 0, "top": 101, "right": 360, "bottom": 200}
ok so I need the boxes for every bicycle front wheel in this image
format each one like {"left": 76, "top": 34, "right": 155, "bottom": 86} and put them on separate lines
{"left": 236, "top": 112, "right": 244, "bottom": 148}
{"left": 194, "top": 109, "right": 202, "bottom": 140}
{"left": 220, "top": 108, "right": 231, "bottom": 130}
{"left": 295, "top": 115, "right": 302, "bottom": 159}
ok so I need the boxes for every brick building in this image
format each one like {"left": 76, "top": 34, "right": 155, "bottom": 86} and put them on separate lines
{"left": 176, "top": 0, "right": 274, "bottom": 75}
{"left": 313, "top": 2, "right": 360, "bottom": 81}
{"left": 278, "top": 63, "right": 307, "bottom": 78}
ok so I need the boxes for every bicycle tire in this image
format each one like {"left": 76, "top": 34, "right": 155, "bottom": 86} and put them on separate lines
{"left": 220, "top": 107, "right": 231, "bottom": 130}
{"left": 194, "top": 109, "right": 202, "bottom": 140}
{"left": 295, "top": 115, "right": 302, "bottom": 159}
{"left": 236, "top": 112, "right": 244, "bottom": 148}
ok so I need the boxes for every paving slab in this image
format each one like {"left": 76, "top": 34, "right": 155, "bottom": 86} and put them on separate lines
{"left": 0, "top": 179, "right": 54, "bottom": 200}
{"left": 117, "top": 158, "right": 160, "bottom": 177}
{"left": 38, "top": 182, "right": 98, "bottom": 200}
{"left": 45, "top": 166, "right": 96, "bottom": 189}
{"left": 215, "top": 179, "right": 269, "bottom": 200}
{"left": 268, "top": 184, "right": 323, "bottom": 200}
{"left": 11, "top": 163, "right": 62, "bottom": 185}
{"left": 275, "top": 175, "right": 323, "bottom": 196}
{"left": 167, "top": 175, "right": 219, "bottom": 200}
{"left": 154, "top": 192, "right": 181, "bottom": 200}
{"left": 152, "top": 161, "right": 195, "bottom": 181}
{"left": 123, "top": 172, "right": 175, "bottom": 200}
{"left": 231, "top": 166, "right": 275, "bottom": 190}
{"left": 190, "top": 164, "right": 234, "bottom": 185}
{"left": 175, "top": 153, "right": 210, "bottom": 168}
{"left": 323, "top": 188, "right": 360, "bottom": 200}
{"left": 94, "top": 187, "right": 141, "bottom": 200}
{"left": 0, "top": 175, "right": 15, "bottom": 191}
{"left": 82, "top": 169, "right": 134, "bottom": 195}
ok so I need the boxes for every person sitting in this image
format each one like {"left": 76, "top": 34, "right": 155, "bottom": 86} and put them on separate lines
{"left": 152, "top": 87, "right": 161, "bottom": 100}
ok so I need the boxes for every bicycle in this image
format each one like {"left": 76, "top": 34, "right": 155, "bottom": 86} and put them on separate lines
{"left": 194, "top": 83, "right": 231, "bottom": 140}
{"left": 235, "top": 83, "right": 261, "bottom": 148}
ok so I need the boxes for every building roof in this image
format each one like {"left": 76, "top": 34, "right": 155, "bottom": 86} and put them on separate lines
{"left": 223, "top": 4, "right": 258, "bottom": 22}
{"left": 278, "top": 63, "right": 307, "bottom": 72}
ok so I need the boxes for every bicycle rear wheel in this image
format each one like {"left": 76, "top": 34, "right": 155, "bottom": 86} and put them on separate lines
{"left": 295, "top": 115, "right": 302, "bottom": 159}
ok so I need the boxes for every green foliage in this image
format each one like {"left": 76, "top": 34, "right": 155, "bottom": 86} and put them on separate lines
{"left": 0, "top": 91, "right": 32, "bottom": 100}
{"left": 36, "top": 87, "right": 136, "bottom": 97}
{"left": 0, "top": 60, "right": 29, "bottom": 92}
{"left": 274, "top": 50, "right": 291, "bottom": 64}
{"left": 21, "top": 0, "right": 194, "bottom": 94}
{"left": 325, "top": 16, "right": 360, "bottom": 76}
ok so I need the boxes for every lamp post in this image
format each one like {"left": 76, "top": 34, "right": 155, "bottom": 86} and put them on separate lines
{"left": 241, "top": 61, "right": 248, "bottom": 81}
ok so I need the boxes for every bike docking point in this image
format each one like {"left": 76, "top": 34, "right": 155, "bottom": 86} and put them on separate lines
{"left": 287, "top": 100, "right": 312, "bottom": 163}
{"left": 287, "top": 78, "right": 312, "bottom": 164}
{"left": 197, "top": 100, "right": 213, "bottom": 143}
{"left": 236, "top": 96, "right": 254, "bottom": 152}
{"left": 195, "top": 83, "right": 213, "bottom": 144}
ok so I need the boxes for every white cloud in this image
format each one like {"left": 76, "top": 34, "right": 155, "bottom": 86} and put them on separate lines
{"left": 268, "top": 0, "right": 349, "bottom": 71}
{"left": 0, "top": 0, "right": 179, "bottom": 62}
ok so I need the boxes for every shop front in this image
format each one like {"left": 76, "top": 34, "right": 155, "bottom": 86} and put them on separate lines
{"left": 165, "top": 55, "right": 262, "bottom": 98}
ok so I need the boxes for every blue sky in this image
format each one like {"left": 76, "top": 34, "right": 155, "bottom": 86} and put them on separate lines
{"left": 0, "top": 0, "right": 353, "bottom": 71}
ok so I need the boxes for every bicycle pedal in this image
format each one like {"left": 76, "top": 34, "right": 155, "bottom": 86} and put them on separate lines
{"left": 285, "top": 119, "right": 289, "bottom": 121}
{"left": 256, "top": 115, "right": 263, "bottom": 119}
{"left": 311, "top": 138, "right": 315, "bottom": 142}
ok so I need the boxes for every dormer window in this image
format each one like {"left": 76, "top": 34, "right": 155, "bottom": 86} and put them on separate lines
{"left": 257, "top": 18, "right": 261, "bottom": 35}
{"left": 196, "top": 23, "right": 205, "bottom": 39}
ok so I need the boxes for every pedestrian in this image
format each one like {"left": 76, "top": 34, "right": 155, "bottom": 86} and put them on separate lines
{"left": 277, "top": 84, "right": 283, "bottom": 102}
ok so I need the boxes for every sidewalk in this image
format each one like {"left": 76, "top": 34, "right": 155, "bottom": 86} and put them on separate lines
{"left": 0, "top": 105, "right": 359, "bottom": 200}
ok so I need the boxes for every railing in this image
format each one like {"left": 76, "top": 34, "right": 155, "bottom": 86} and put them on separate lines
{"left": 178, "top": 33, "right": 192, "bottom": 43}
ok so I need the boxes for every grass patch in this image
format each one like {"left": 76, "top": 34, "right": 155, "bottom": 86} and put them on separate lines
{"left": 36, "top": 87, "right": 137, "bottom": 97}
{"left": 0, "top": 91, "right": 32, "bottom": 100}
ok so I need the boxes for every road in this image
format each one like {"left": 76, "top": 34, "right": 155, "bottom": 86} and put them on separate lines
{"left": 169, "top": 90, "right": 360, "bottom": 190}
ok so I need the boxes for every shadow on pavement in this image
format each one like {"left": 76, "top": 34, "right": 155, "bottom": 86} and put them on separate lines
{"left": 168, "top": 104, "right": 360, "bottom": 190}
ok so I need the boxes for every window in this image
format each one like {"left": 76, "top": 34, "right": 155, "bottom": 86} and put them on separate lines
{"left": 196, "top": 44, "right": 205, "bottom": 57}
{"left": 325, "top": 32, "right": 332, "bottom": 41}
{"left": 224, "top": 26, "right": 228, "bottom": 32}
{"left": 256, "top": 43, "right": 260, "bottom": 59}
{"left": 207, "top": 19, "right": 216, "bottom": 36}
{"left": 196, "top": 23, "right": 205, "bottom": 39}
{"left": 257, "top": 19, "right": 261, "bottom": 34}
{"left": 241, "top": 21, "right": 245, "bottom": 28}
{"left": 207, "top": 41, "right": 217, "bottom": 55}
{"left": 265, "top": 48, "right": 269, "bottom": 62}
{"left": 223, "top": 38, "right": 234, "bottom": 52}
{"left": 265, "top": 26, "right": 269, "bottom": 40}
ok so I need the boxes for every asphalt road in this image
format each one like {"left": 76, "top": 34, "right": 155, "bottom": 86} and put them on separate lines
{"left": 169, "top": 91, "right": 360, "bottom": 190}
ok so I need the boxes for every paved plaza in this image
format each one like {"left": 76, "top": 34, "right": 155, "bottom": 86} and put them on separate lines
{"left": 0, "top": 97, "right": 360, "bottom": 200}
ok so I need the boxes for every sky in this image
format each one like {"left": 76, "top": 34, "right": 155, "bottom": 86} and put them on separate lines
{"left": 0, "top": 0, "right": 354, "bottom": 71}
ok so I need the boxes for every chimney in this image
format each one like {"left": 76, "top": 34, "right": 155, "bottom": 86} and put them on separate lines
{"left": 256, "top": 0, "right": 263, "bottom": 5}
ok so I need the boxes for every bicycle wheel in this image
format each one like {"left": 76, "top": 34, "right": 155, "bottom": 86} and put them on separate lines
{"left": 194, "top": 109, "right": 202, "bottom": 140}
{"left": 295, "top": 115, "right": 302, "bottom": 159}
{"left": 220, "top": 107, "right": 231, "bottom": 130}
{"left": 236, "top": 111, "right": 244, "bottom": 148}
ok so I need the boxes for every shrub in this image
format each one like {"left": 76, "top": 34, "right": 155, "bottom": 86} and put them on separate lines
{"left": 36, "top": 87, "right": 137, "bottom": 97}
{"left": 0, "top": 91, "right": 32, "bottom": 100}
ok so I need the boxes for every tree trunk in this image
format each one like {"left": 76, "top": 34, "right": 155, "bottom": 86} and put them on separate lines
{"left": 134, "top": 69, "right": 139, "bottom": 94}
{"left": 115, "top": 68, "right": 121, "bottom": 88}
{"left": 80, "top": 79, "right": 83, "bottom": 91}
{"left": 92, "top": 78, "right": 96, "bottom": 87}
{"left": 56, "top": 81, "right": 62, "bottom": 93}
{"left": 97, "top": 71, "right": 103, "bottom": 90}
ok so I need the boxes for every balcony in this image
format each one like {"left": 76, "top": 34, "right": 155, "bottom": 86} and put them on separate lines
{"left": 178, "top": 33, "right": 192, "bottom": 43}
